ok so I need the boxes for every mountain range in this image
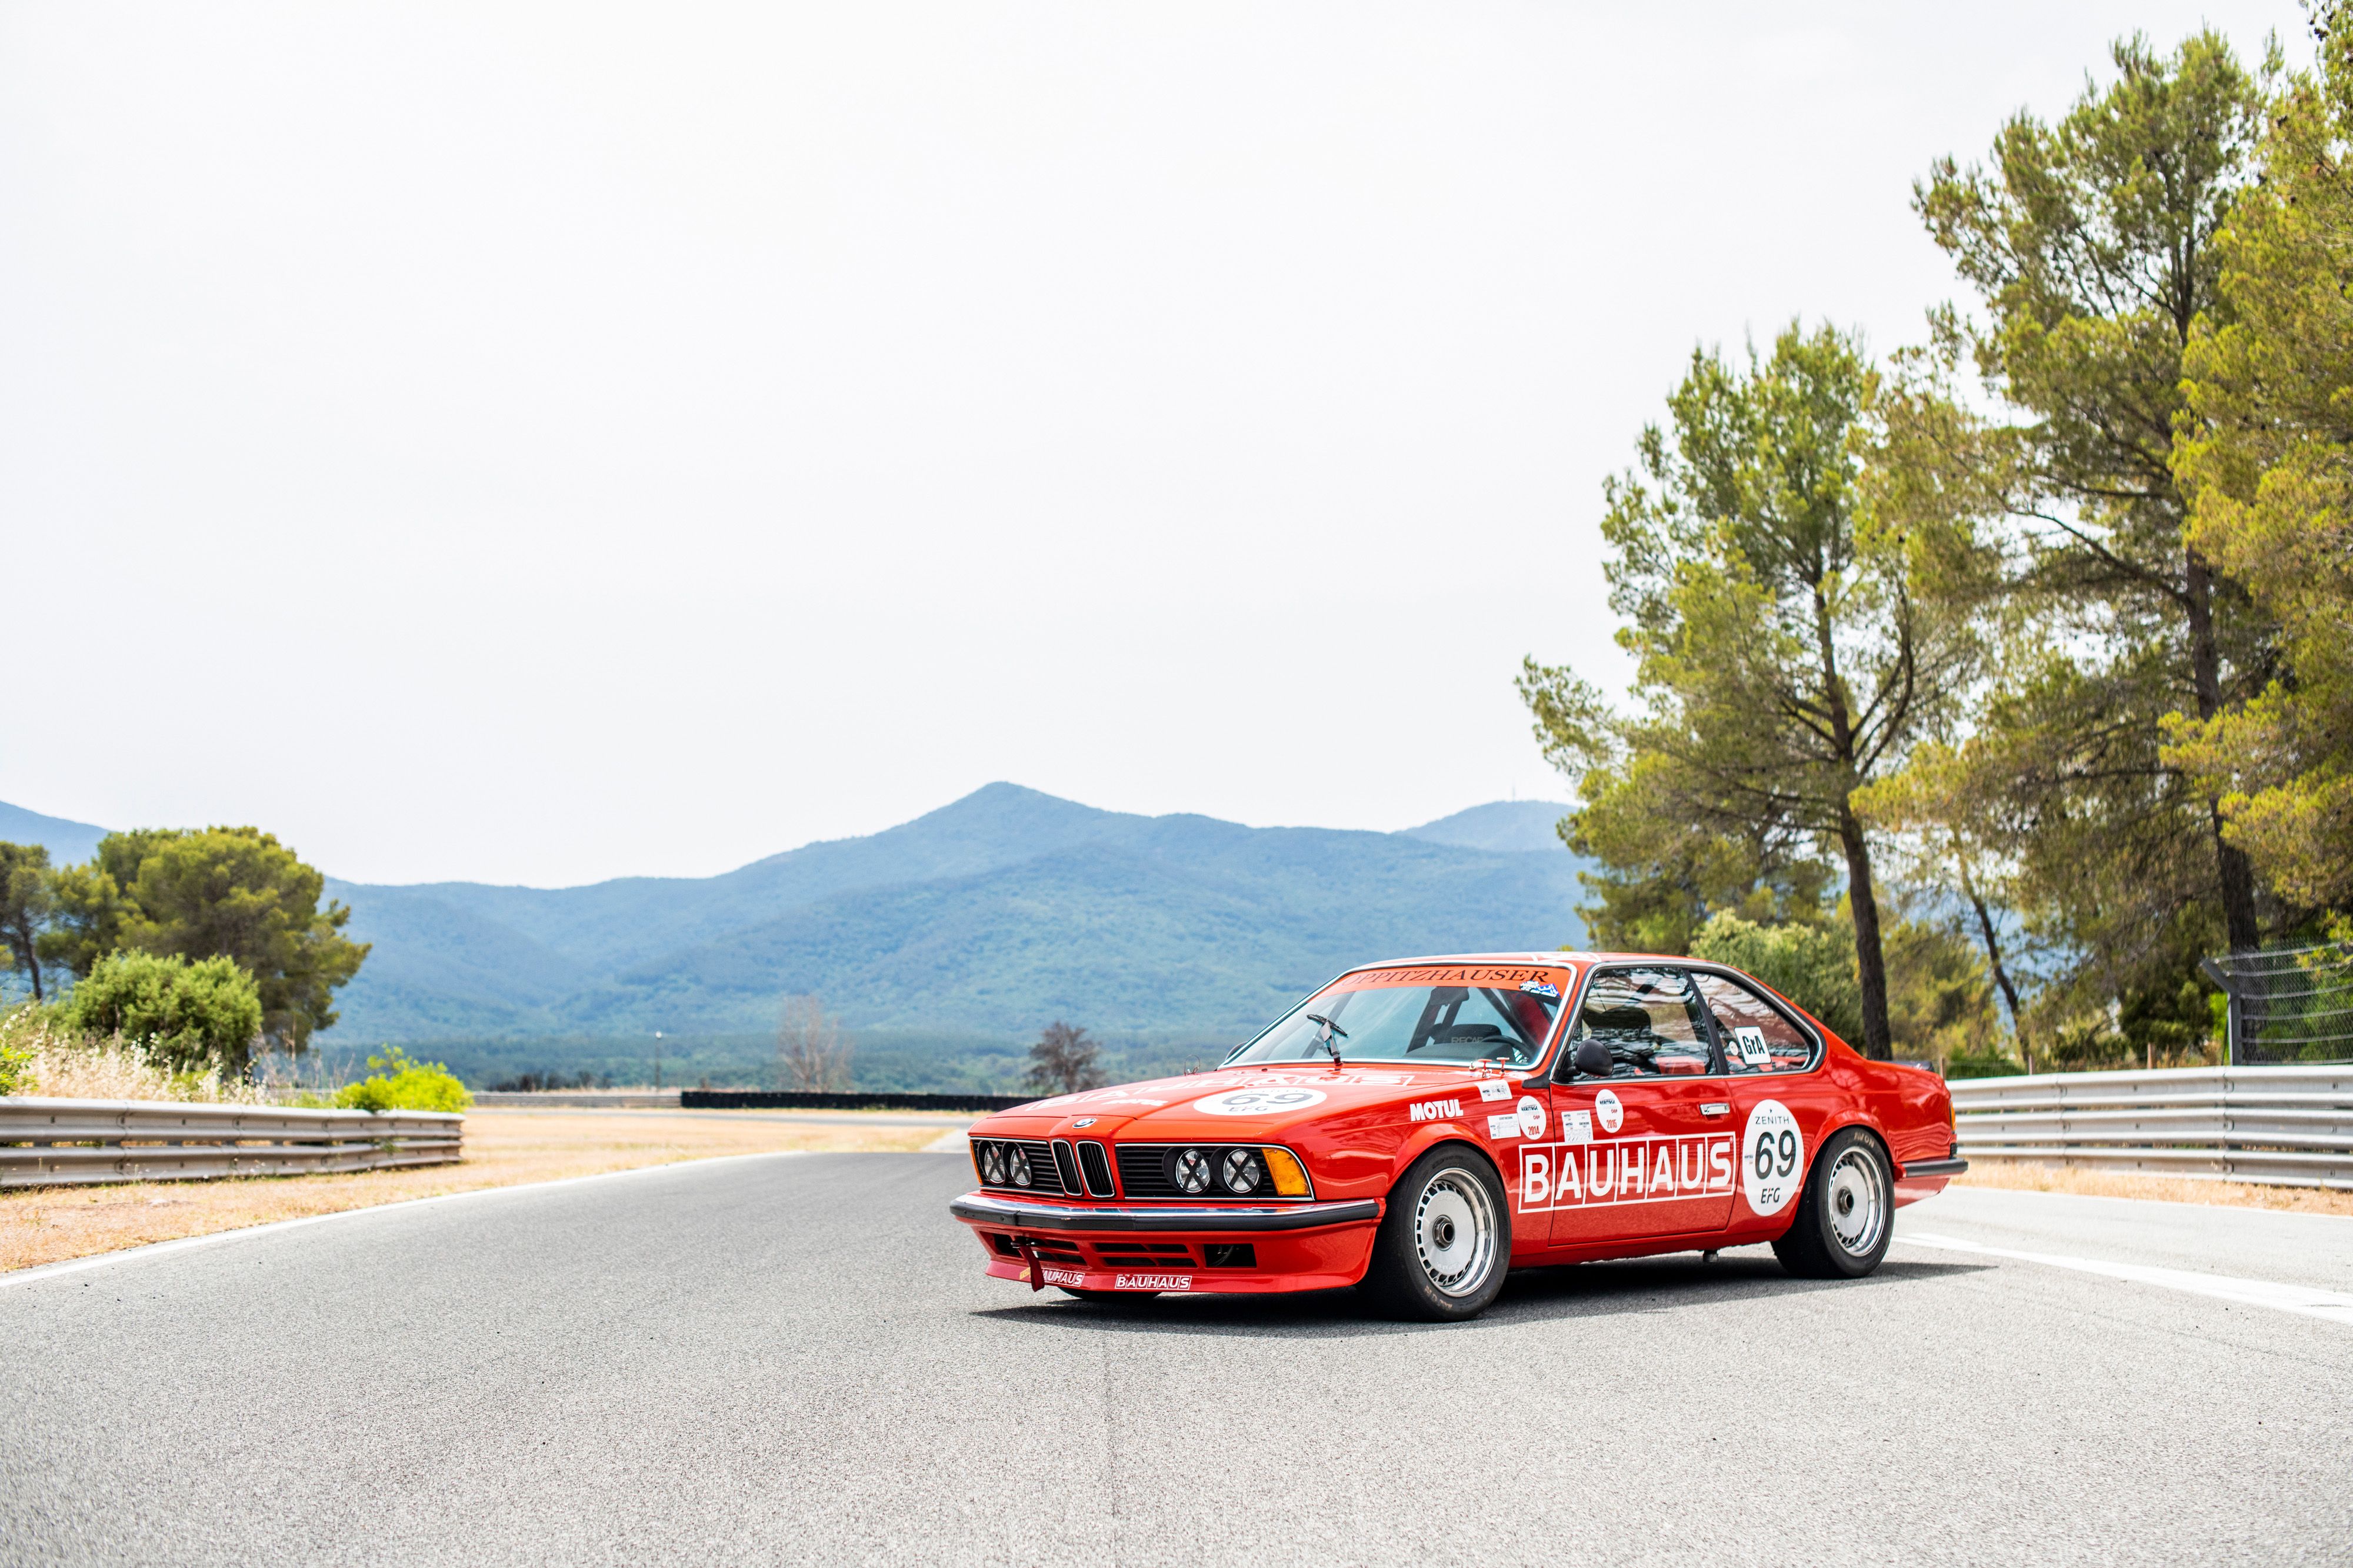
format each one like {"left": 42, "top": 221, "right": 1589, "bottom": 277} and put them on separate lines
{"left": 0, "top": 785, "right": 1590, "bottom": 1087}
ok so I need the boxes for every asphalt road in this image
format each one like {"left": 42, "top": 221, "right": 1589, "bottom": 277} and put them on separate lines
{"left": 3, "top": 1156, "right": 2350, "bottom": 1567}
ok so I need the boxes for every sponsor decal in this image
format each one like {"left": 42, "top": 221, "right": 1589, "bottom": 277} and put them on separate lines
{"left": 1478, "top": 1079, "right": 1513, "bottom": 1103}
{"left": 1516, "top": 1134, "right": 1737, "bottom": 1212}
{"left": 1194, "top": 1087, "right": 1328, "bottom": 1116}
{"left": 1519, "top": 979, "right": 1560, "bottom": 999}
{"left": 1559, "top": 1109, "right": 1593, "bottom": 1144}
{"left": 1040, "top": 1266, "right": 1086, "bottom": 1287}
{"left": 1486, "top": 1112, "right": 1523, "bottom": 1140}
{"left": 1115, "top": 1273, "right": 1191, "bottom": 1290}
{"left": 1516, "top": 1094, "right": 1547, "bottom": 1140}
{"left": 1072, "top": 1117, "right": 1096, "bottom": 1128}
{"left": 1328, "top": 965, "right": 1572, "bottom": 991}
{"left": 1595, "top": 1089, "right": 1624, "bottom": 1133}
{"left": 1741, "top": 1099, "right": 1804, "bottom": 1216}
{"left": 1408, "top": 1097, "right": 1463, "bottom": 1123}
{"left": 1732, "top": 1026, "right": 1770, "bottom": 1067}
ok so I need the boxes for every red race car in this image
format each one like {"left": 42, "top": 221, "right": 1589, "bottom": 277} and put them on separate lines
{"left": 950, "top": 953, "right": 1965, "bottom": 1320}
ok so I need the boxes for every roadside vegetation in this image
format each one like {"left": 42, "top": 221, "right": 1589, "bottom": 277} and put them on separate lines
{"left": 1525, "top": 21, "right": 2353, "bottom": 1074}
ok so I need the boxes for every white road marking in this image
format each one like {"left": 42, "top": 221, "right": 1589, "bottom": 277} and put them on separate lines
{"left": 1898, "top": 1230, "right": 2353, "bottom": 1326}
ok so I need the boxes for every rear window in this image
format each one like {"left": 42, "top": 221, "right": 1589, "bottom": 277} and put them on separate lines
{"left": 1228, "top": 964, "right": 1574, "bottom": 1069}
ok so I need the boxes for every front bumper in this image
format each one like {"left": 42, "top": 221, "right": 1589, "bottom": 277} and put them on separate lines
{"left": 950, "top": 1190, "right": 1382, "bottom": 1295}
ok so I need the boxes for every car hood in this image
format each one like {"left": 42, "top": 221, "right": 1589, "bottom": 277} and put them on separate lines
{"left": 975, "top": 1063, "right": 1529, "bottom": 1140}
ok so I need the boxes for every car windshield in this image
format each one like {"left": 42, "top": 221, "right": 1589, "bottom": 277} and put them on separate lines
{"left": 1228, "top": 964, "right": 1572, "bottom": 1068}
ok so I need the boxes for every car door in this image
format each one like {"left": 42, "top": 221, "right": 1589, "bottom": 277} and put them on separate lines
{"left": 1692, "top": 968, "right": 1834, "bottom": 1229}
{"left": 1538, "top": 966, "right": 1738, "bottom": 1246}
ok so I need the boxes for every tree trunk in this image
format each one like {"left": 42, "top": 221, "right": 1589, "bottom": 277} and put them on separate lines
{"left": 1959, "top": 866, "right": 2029, "bottom": 1074}
{"left": 2184, "top": 548, "right": 2262, "bottom": 955}
{"left": 1838, "top": 802, "right": 1894, "bottom": 1060}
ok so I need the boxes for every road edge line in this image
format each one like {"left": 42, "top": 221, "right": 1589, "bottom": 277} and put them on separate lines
{"left": 0, "top": 1150, "right": 812, "bottom": 1290}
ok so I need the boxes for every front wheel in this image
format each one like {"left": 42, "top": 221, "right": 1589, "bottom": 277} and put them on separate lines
{"left": 1359, "top": 1146, "right": 1511, "bottom": 1322}
{"left": 1771, "top": 1127, "right": 1892, "bottom": 1280}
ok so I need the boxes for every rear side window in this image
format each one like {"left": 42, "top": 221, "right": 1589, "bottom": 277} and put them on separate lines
{"left": 1569, "top": 968, "right": 1713, "bottom": 1076}
{"left": 1695, "top": 973, "right": 1815, "bottom": 1074}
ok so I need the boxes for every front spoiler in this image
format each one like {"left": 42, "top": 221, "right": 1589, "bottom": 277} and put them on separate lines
{"left": 949, "top": 1192, "right": 1381, "bottom": 1232}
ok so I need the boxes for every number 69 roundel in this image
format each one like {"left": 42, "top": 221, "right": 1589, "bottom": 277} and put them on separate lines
{"left": 1741, "top": 1099, "right": 1805, "bottom": 1217}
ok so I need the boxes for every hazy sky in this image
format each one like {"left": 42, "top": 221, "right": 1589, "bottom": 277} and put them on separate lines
{"left": 2, "top": 1, "right": 2302, "bottom": 887}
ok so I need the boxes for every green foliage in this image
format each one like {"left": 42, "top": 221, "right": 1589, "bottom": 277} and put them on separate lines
{"left": 44, "top": 827, "right": 368, "bottom": 1052}
{"left": 1689, "top": 910, "right": 1864, "bottom": 1045}
{"left": 1520, "top": 323, "right": 1984, "bottom": 1056}
{"left": 58, "top": 950, "right": 265, "bottom": 1075}
{"left": 0, "top": 842, "right": 55, "bottom": 1003}
{"left": 335, "top": 1046, "right": 472, "bottom": 1113}
{"left": 0, "top": 1035, "right": 29, "bottom": 1095}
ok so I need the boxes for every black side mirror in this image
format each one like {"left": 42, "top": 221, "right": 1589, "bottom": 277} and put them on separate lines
{"left": 1572, "top": 1039, "right": 1612, "bottom": 1079}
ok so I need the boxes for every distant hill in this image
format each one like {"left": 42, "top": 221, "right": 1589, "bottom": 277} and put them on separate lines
{"left": 0, "top": 802, "right": 109, "bottom": 866}
{"left": 0, "top": 785, "right": 1598, "bottom": 1089}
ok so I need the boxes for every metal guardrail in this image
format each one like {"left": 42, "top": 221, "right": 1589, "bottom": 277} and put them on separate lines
{"left": 1951, "top": 1065, "right": 2353, "bottom": 1189}
{"left": 0, "top": 1097, "right": 464, "bottom": 1188}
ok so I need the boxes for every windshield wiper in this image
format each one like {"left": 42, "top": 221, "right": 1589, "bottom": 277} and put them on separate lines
{"left": 1305, "top": 1012, "right": 1348, "bottom": 1067}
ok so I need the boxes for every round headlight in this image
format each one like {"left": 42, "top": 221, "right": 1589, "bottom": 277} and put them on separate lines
{"left": 1172, "top": 1147, "right": 1212, "bottom": 1195}
{"left": 1220, "top": 1147, "right": 1263, "bottom": 1195}
{"left": 1007, "top": 1145, "right": 1033, "bottom": 1187}
{"left": 979, "top": 1141, "right": 1008, "bottom": 1185}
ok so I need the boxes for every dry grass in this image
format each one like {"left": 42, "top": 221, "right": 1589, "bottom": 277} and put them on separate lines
{"left": 1, "top": 1107, "right": 958, "bottom": 1272}
{"left": 1957, "top": 1159, "right": 2353, "bottom": 1218}
{"left": 1, "top": 1006, "right": 258, "bottom": 1104}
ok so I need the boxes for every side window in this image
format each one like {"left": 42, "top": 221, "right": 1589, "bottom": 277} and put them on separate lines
{"left": 1569, "top": 968, "right": 1713, "bottom": 1077}
{"left": 1694, "top": 973, "right": 1815, "bottom": 1074}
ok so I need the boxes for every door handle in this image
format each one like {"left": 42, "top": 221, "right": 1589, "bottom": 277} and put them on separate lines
{"left": 1701, "top": 1103, "right": 1731, "bottom": 1117}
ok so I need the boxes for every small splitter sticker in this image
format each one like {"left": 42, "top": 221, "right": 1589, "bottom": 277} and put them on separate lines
{"left": 1040, "top": 1266, "right": 1086, "bottom": 1287}
{"left": 1741, "top": 1098, "right": 1804, "bottom": 1216}
{"left": 1115, "top": 1273, "right": 1191, "bottom": 1290}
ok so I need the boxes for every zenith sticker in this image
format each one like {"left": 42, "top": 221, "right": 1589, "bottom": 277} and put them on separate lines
{"left": 1040, "top": 1266, "right": 1086, "bottom": 1287}
{"left": 1515, "top": 1095, "right": 1547, "bottom": 1140}
{"left": 1193, "top": 1087, "right": 1327, "bottom": 1116}
{"left": 1732, "top": 1026, "right": 1771, "bottom": 1067}
{"left": 1558, "top": 1109, "right": 1592, "bottom": 1144}
{"left": 1408, "top": 1097, "right": 1463, "bottom": 1123}
{"left": 1594, "top": 1088, "right": 1624, "bottom": 1133}
{"left": 1486, "top": 1112, "right": 1522, "bottom": 1140}
{"left": 1518, "top": 979, "right": 1560, "bottom": 999}
{"left": 1741, "top": 1099, "right": 1804, "bottom": 1216}
{"left": 1115, "top": 1273, "right": 1191, "bottom": 1290}
{"left": 1478, "top": 1079, "right": 1514, "bottom": 1103}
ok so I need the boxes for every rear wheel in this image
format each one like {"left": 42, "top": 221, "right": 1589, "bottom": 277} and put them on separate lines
{"left": 1360, "top": 1146, "right": 1511, "bottom": 1322}
{"left": 1771, "top": 1127, "right": 1892, "bottom": 1280}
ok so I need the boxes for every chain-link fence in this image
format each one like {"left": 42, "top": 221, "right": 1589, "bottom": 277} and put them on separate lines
{"left": 2202, "top": 943, "right": 2353, "bottom": 1066}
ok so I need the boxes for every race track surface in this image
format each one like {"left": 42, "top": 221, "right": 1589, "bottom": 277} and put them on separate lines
{"left": 3, "top": 1154, "right": 2349, "bottom": 1566}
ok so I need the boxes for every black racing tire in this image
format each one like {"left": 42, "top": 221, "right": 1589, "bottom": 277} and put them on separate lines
{"left": 1058, "top": 1288, "right": 1156, "bottom": 1303}
{"left": 1771, "top": 1126, "right": 1894, "bottom": 1280}
{"left": 1359, "top": 1145, "right": 1512, "bottom": 1322}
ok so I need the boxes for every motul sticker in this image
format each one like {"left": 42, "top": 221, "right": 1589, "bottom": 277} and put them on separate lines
{"left": 1408, "top": 1098, "right": 1463, "bottom": 1122}
{"left": 1478, "top": 1080, "right": 1512, "bottom": 1103}
{"left": 1115, "top": 1273, "right": 1191, "bottom": 1290}
{"left": 1742, "top": 1099, "right": 1804, "bottom": 1216}
{"left": 1486, "top": 1113, "right": 1522, "bottom": 1140}
{"left": 1041, "top": 1266, "right": 1086, "bottom": 1287}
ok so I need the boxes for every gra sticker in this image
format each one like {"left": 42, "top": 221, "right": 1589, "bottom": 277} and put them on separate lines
{"left": 1478, "top": 1080, "right": 1513, "bottom": 1103}
{"left": 1732, "top": 1026, "right": 1770, "bottom": 1067}
{"left": 1485, "top": 1113, "right": 1522, "bottom": 1140}
{"left": 1192, "top": 1087, "right": 1327, "bottom": 1117}
{"left": 1594, "top": 1089, "right": 1624, "bottom": 1133}
{"left": 1741, "top": 1099, "right": 1804, "bottom": 1216}
{"left": 1516, "top": 1095, "right": 1547, "bottom": 1140}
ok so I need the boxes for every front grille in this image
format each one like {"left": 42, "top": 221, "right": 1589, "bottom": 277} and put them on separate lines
{"left": 976, "top": 1139, "right": 1070, "bottom": 1196}
{"left": 1051, "top": 1141, "right": 1083, "bottom": 1194}
{"left": 1077, "top": 1140, "right": 1115, "bottom": 1196}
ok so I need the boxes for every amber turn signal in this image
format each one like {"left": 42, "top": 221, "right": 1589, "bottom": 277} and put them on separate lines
{"left": 1261, "top": 1146, "right": 1309, "bottom": 1196}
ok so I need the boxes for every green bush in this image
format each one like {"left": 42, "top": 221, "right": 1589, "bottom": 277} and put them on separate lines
{"left": 59, "top": 950, "right": 264, "bottom": 1074}
{"left": 1944, "top": 1049, "right": 2027, "bottom": 1079}
{"left": 1690, "top": 909, "right": 1864, "bottom": 1043}
{"left": 335, "top": 1046, "right": 472, "bottom": 1113}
